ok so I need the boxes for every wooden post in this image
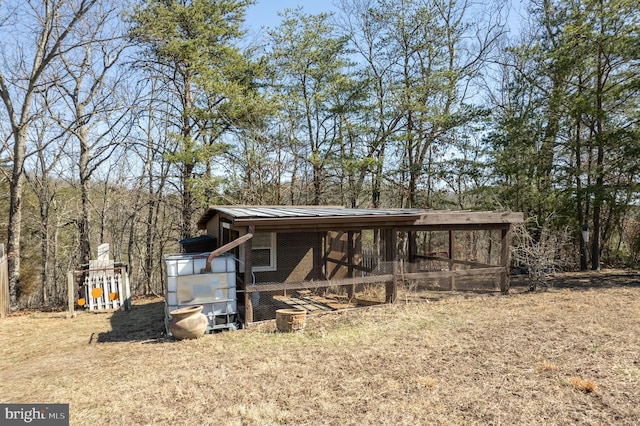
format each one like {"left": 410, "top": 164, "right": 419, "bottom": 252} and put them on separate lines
{"left": 347, "top": 231, "right": 354, "bottom": 277}
{"left": 408, "top": 231, "right": 417, "bottom": 264}
{"left": 243, "top": 228, "right": 253, "bottom": 325}
{"left": 88, "top": 274, "right": 95, "bottom": 311}
{"left": 0, "top": 244, "right": 9, "bottom": 318}
{"left": 500, "top": 226, "right": 511, "bottom": 293}
{"left": 384, "top": 229, "right": 397, "bottom": 303}
{"left": 123, "top": 269, "right": 132, "bottom": 310}
{"left": 117, "top": 271, "right": 124, "bottom": 309}
{"left": 347, "top": 231, "right": 355, "bottom": 299}
{"left": 313, "top": 231, "right": 324, "bottom": 282}
{"left": 102, "top": 272, "right": 109, "bottom": 309}
{"left": 67, "top": 271, "right": 76, "bottom": 318}
{"left": 449, "top": 230, "right": 455, "bottom": 290}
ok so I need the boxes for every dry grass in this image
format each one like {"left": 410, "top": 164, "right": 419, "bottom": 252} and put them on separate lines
{"left": 537, "top": 360, "right": 560, "bottom": 373}
{"left": 569, "top": 377, "right": 598, "bottom": 394}
{"left": 1, "top": 272, "right": 640, "bottom": 425}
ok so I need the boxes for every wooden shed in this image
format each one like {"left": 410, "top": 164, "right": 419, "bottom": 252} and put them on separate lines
{"left": 196, "top": 206, "right": 524, "bottom": 325}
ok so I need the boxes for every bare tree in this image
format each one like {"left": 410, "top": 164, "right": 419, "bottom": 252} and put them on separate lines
{"left": 128, "top": 79, "right": 177, "bottom": 294}
{"left": 23, "top": 106, "right": 69, "bottom": 305}
{"left": 49, "top": 0, "right": 133, "bottom": 266}
{"left": 511, "top": 218, "right": 573, "bottom": 290}
{"left": 0, "top": 0, "right": 98, "bottom": 308}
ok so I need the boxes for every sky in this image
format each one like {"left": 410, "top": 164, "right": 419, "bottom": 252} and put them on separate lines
{"left": 244, "top": 0, "right": 337, "bottom": 32}
{"left": 244, "top": 0, "right": 524, "bottom": 39}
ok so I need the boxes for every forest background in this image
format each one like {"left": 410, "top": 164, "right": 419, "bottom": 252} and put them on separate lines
{"left": 1, "top": 0, "right": 639, "bottom": 309}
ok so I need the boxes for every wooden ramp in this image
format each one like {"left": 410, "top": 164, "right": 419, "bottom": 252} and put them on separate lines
{"left": 273, "top": 291, "right": 375, "bottom": 313}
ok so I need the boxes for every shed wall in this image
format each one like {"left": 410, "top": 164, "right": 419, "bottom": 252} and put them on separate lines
{"left": 253, "top": 231, "right": 325, "bottom": 283}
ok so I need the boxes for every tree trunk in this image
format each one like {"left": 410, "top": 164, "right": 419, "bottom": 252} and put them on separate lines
{"left": 182, "top": 163, "right": 194, "bottom": 240}
{"left": 7, "top": 132, "right": 27, "bottom": 309}
{"left": 39, "top": 190, "right": 51, "bottom": 306}
{"left": 591, "top": 11, "right": 606, "bottom": 271}
{"left": 79, "top": 127, "right": 92, "bottom": 266}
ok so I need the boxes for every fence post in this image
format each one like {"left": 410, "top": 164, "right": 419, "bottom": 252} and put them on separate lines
{"left": 500, "top": 227, "right": 511, "bottom": 294}
{"left": 67, "top": 271, "right": 76, "bottom": 318}
{"left": 0, "top": 244, "right": 8, "bottom": 318}
{"left": 384, "top": 229, "right": 397, "bottom": 303}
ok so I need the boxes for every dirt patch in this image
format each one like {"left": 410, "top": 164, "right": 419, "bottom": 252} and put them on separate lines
{"left": 1, "top": 272, "right": 639, "bottom": 425}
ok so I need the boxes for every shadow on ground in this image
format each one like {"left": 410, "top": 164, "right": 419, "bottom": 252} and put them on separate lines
{"left": 93, "top": 271, "right": 639, "bottom": 342}
{"left": 97, "top": 297, "right": 165, "bottom": 343}
{"left": 510, "top": 270, "right": 640, "bottom": 292}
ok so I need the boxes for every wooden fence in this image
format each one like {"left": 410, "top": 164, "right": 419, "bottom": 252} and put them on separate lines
{"left": 0, "top": 244, "right": 9, "bottom": 318}
{"left": 72, "top": 265, "right": 131, "bottom": 312}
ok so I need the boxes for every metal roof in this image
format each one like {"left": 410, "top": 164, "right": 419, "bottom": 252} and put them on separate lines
{"left": 214, "top": 206, "right": 424, "bottom": 219}
{"left": 197, "top": 206, "right": 524, "bottom": 231}
{"left": 197, "top": 206, "right": 425, "bottom": 229}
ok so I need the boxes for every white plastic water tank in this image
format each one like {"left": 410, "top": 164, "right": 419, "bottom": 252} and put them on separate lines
{"left": 164, "top": 253, "right": 238, "bottom": 334}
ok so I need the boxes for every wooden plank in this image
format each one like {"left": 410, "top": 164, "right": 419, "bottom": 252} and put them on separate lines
{"left": 399, "top": 267, "right": 505, "bottom": 281}
{"left": 401, "top": 223, "right": 515, "bottom": 233}
{"left": 117, "top": 273, "right": 124, "bottom": 309}
{"left": 102, "top": 272, "right": 110, "bottom": 309}
{"left": 96, "top": 275, "right": 103, "bottom": 310}
{"left": 384, "top": 229, "right": 396, "bottom": 303}
{"left": 278, "top": 294, "right": 350, "bottom": 311}
{"left": 415, "top": 255, "right": 495, "bottom": 269}
{"left": 414, "top": 211, "right": 524, "bottom": 226}
{"left": 388, "top": 262, "right": 398, "bottom": 303}
{"left": 246, "top": 274, "right": 395, "bottom": 293}
{"left": 87, "top": 275, "right": 95, "bottom": 310}
{"left": 110, "top": 275, "right": 119, "bottom": 310}
{"left": 326, "top": 257, "right": 373, "bottom": 273}
{"left": 500, "top": 227, "right": 511, "bottom": 293}
{"left": 449, "top": 230, "right": 455, "bottom": 290}
{"left": 243, "top": 230, "right": 253, "bottom": 324}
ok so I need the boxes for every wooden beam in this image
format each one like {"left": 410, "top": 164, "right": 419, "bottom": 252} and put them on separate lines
{"left": 414, "top": 211, "right": 524, "bottom": 226}
{"left": 449, "top": 230, "right": 455, "bottom": 290}
{"left": 314, "top": 231, "right": 324, "bottom": 285}
{"left": 243, "top": 229, "right": 253, "bottom": 325}
{"left": 400, "top": 267, "right": 505, "bottom": 280}
{"left": 500, "top": 227, "right": 511, "bottom": 294}
{"left": 245, "top": 274, "right": 395, "bottom": 293}
{"left": 326, "top": 257, "right": 373, "bottom": 273}
{"left": 347, "top": 231, "right": 355, "bottom": 298}
{"left": 384, "top": 229, "right": 397, "bottom": 303}
{"left": 383, "top": 229, "right": 395, "bottom": 261}
{"left": 231, "top": 215, "right": 420, "bottom": 230}
{"left": 408, "top": 231, "right": 417, "bottom": 263}
{"left": 415, "top": 255, "right": 495, "bottom": 269}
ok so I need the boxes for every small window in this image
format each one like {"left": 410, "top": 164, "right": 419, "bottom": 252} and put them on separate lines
{"left": 221, "top": 221, "right": 232, "bottom": 245}
{"left": 241, "top": 232, "right": 277, "bottom": 272}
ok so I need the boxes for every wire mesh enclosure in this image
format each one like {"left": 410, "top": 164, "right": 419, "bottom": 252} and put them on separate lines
{"left": 243, "top": 230, "right": 387, "bottom": 322}
{"left": 242, "top": 228, "right": 508, "bottom": 323}
{"left": 195, "top": 206, "right": 523, "bottom": 326}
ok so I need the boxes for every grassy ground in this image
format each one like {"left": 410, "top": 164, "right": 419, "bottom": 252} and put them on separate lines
{"left": 1, "top": 271, "right": 639, "bottom": 425}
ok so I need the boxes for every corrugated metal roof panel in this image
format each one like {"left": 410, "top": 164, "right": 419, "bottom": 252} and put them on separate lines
{"left": 197, "top": 206, "right": 524, "bottom": 230}
{"left": 214, "top": 206, "right": 424, "bottom": 219}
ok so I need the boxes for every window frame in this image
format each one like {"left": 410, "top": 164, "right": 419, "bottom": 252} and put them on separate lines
{"left": 240, "top": 230, "right": 277, "bottom": 272}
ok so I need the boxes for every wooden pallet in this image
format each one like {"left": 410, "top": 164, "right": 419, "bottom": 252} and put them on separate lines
{"left": 273, "top": 294, "right": 354, "bottom": 312}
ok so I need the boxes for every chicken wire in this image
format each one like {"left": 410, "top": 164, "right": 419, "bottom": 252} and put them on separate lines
{"left": 241, "top": 229, "right": 506, "bottom": 323}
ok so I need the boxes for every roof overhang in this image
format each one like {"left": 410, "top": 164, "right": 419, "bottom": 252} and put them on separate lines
{"left": 197, "top": 206, "right": 524, "bottom": 232}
